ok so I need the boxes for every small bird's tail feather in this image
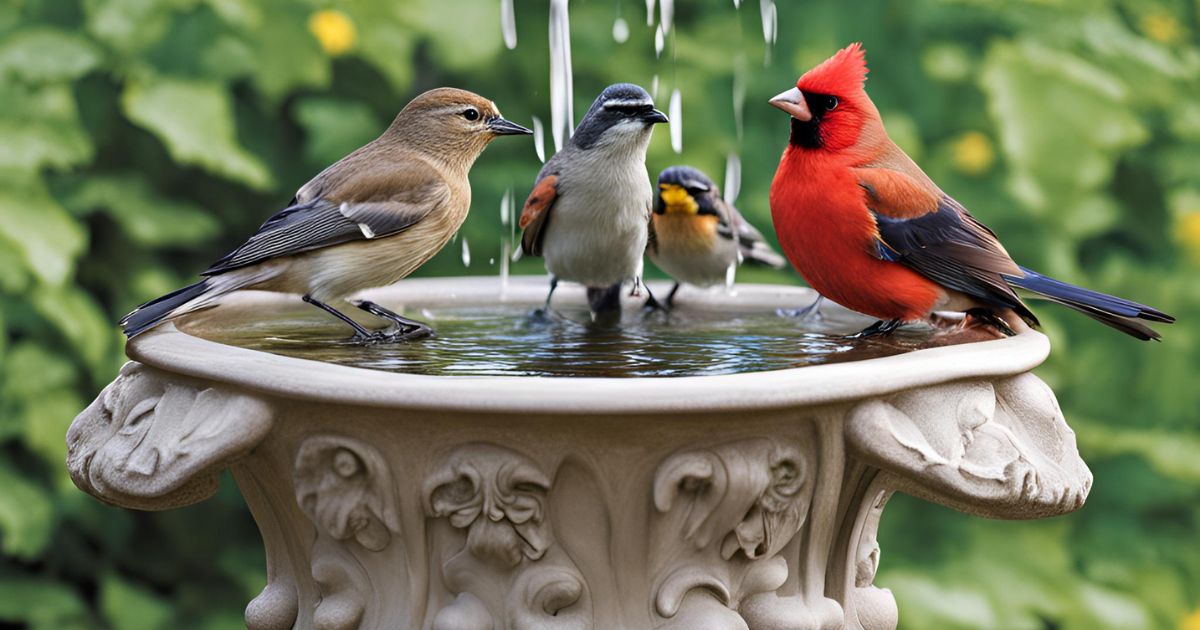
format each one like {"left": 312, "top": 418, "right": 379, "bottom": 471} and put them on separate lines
{"left": 586, "top": 283, "right": 624, "bottom": 316}
{"left": 741, "top": 242, "right": 787, "bottom": 269}
{"left": 121, "top": 280, "right": 211, "bottom": 338}
{"left": 1007, "top": 266, "right": 1174, "bottom": 341}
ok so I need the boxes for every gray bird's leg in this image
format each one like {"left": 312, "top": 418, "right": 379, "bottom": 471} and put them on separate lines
{"left": 848, "top": 318, "right": 903, "bottom": 339}
{"left": 664, "top": 282, "right": 681, "bottom": 309}
{"left": 531, "top": 276, "right": 560, "bottom": 320}
{"left": 777, "top": 295, "right": 825, "bottom": 321}
{"left": 302, "top": 294, "right": 378, "bottom": 342}
{"left": 354, "top": 301, "right": 435, "bottom": 341}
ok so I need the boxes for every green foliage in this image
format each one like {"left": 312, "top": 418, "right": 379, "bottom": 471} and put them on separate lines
{"left": 0, "top": 0, "right": 1196, "bottom": 627}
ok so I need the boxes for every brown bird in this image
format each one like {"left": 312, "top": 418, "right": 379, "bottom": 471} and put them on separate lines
{"left": 646, "top": 165, "right": 786, "bottom": 309}
{"left": 121, "top": 87, "right": 531, "bottom": 342}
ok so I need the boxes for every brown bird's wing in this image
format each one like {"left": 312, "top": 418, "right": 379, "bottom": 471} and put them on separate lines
{"left": 203, "top": 164, "right": 450, "bottom": 275}
{"left": 519, "top": 172, "right": 559, "bottom": 256}
{"left": 860, "top": 168, "right": 1035, "bottom": 322}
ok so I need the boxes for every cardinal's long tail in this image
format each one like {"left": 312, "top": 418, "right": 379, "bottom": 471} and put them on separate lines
{"left": 1006, "top": 267, "right": 1174, "bottom": 341}
{"left": 120, "top": 280, "right": 213, "bottom": 338}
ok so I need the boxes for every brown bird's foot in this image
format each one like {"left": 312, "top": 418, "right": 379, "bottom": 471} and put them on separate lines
{"left": 848, "top": 318, "right": 903, "bottom": 339}
{"left": 303, "top": 294, "right": 383, "bottom": 341}
{"left": 777, "top": 296, "right": 825, "bottom": 322}
{"left": 963, "top": 308, "right": 1016, "bottom": 337}
{"left": 354, "top": 300, "right": 435, "bottom": 342}
{"left": 642, "top": 282, "right": 679, "bottom": 312}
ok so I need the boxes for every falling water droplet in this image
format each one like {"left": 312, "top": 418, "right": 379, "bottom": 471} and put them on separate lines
{"left": 733, "top": 0, "right": 740, "bottom": 7}
{"left": 725, "top": 260, "right": 738, "bottom": 294}
{"left": 511, "top": 244, "right": 524, "bottom": 263}
{"left": 668, "top": 88, "right": 682, "bottom": 154}
{"left": 532, "top": 116, "right": 546, "bottom": 163}
{"left": 500, "top": 188, "right": 512, "bottom": 225}
{"left": 645, "top": 0, "right": 656, "bottom": 26}
{"left": 500, "top": 240, "right": 511, "bottom": 296}
{"left": 654, "top": 24, "right": 665, "bottom": 57}
{"left": 759, "top": 0, "right": 777, "bottom": 65}
{"left": 462, "top": 238, "right": 471, "bottom": 267}
{"left": 612, "top": 17, "right": 629, "bottom": 43}
{"left": 549, "top": 0, "right": 574, "bottom": 153}
{"left": 723, "top": 153, "right": 741, "bottom": 205}
{"left": 732, "top": 53, "right": 747, "bottom": 142}
{"left": 651, "top": 75, "right": 660, "bottom": 99}
{"left": 501, "top": 0, "right": 517, "bottom": 49}
{"left": 659, "top": 0, "right": 673, "bottom": 35}
{"left": 489, "top": 257, "right": 495, "bottom": 265}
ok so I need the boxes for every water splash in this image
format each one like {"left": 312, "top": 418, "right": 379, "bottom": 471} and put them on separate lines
{"left": 500, "top": 187, "right": 512, "bottom": 226}
{"left": 549, "top": 0, "right": 574, "bottom": 153}
{"left": 532, "top": 116, "right": 546, "bottom": 163}
{"left": 723, "top": 153, "right": 741, "bottom": 205}
{"left": 645, "top": 0, "right": 656, "bottom": 26}
{"left": 668, "top": 88, "right": 682, "bottom": 154}
{"left": 462, "top": 238, "right": 471, "bottom": 267}
{"left": 500, "top": 0, "right": 517, "bottom": 49}
{"left": 612, "top": 17, "right": 629, "bottom": 43}
{"left": 732, "top": 53, "right": 747, "bottom": 142}
{"left": 759, "top": 0, "right": 777, "bottom": 65}
{"left": 654, "top": 24, "right": 665, "bottom": 57}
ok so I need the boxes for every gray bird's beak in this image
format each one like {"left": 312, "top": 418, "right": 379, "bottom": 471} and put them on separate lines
{"left": 488, "top": 117, "right": 534, "bottom": 135}
{"left": 642, "top": 109, "right": 669, "bottom": 124}
{"left": 769, "top": 87, "right": 812, "bottom": 122}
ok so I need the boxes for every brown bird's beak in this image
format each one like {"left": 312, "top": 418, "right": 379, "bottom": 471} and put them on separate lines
{"left": 487, "top": 117, "right": 534, "bottom": 135}
{"left": 769, "top": 87, "right": 812, "bottom": 122}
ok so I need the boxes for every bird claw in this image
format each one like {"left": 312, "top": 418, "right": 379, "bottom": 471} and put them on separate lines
{"left": 777, "top": 297, "right": 825, "bottom": 322}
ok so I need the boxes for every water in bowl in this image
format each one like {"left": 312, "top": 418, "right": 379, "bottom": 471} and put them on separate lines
{"left": 193, "top": 302, "right": 986, "bottom": 378}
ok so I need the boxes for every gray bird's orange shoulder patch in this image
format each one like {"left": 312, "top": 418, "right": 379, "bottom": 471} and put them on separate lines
{"left": 519, "top": 174, "right": 559, "bottom": 256}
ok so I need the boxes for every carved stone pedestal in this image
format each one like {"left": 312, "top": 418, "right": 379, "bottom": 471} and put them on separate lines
{"left": 67, "top": 277, "right": 1091, "bottom": 630}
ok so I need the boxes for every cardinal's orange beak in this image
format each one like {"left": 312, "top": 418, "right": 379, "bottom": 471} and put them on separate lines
{"left": 769, "top": 87, "right": 812, "bottom": 122}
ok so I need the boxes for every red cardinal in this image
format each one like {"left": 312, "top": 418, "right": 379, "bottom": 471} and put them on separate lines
{"left": 769, "top": 43, "right": 1173, "bottom": 340}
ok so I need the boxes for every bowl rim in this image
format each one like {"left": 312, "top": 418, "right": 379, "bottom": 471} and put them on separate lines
{"left": 126, "top": 275, "right": 1050, "bottom": 414}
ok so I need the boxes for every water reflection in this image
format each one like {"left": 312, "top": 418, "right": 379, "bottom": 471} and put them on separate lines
{"left": 198, "top": 304, "right": 952, "bottom": 378}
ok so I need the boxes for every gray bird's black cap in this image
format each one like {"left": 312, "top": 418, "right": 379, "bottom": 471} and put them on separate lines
{"left": 572, "top": 83, "right": 668, "bottom": 149}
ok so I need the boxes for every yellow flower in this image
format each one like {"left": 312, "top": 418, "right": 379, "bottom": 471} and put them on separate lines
{"left": 1175, "top": 212, "right": 1200, "bottom": 264}
{"left": 309, "top": 9, "right": 357, "bottom": 56}
{"left": 951, "top": 131, "right": 995, "bottom": 176}
{"left": 1141, "top": 12, "right": 1182, "bottom": 44}
{"left": 1179, "top": 608, "right": 1200, "bottom": 630}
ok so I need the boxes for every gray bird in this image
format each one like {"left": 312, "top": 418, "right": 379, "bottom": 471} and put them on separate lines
{"left": 518, "top": 83, "right": 668, "bottom": 316}
{"left": 646, "top": 165, "right": 786, "bottom": 309}
{"left": 121, "top": 87, "right": 531, "bottom": 342}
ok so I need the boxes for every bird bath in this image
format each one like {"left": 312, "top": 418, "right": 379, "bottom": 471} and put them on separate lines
{"left": 67, "top": 276, "right": 1091, "bottom": 630}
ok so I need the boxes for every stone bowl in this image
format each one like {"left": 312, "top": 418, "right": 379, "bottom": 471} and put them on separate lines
{"left": 66, "top": 276, "right": 1092, "bottom": 630}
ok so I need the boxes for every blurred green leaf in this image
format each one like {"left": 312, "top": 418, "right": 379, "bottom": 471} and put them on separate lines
{"left": 293, "top": 97, "right": 382, "bottom": 166}
{"left": 0, "top": 459, "right": 55, "bottom": 559}
{"left": 122, "top": 75, "right": 272, "bottom": 190}
{"left": 0, "top": 28, "right": 101, "bottom": 83}
{"left": 0, "top": 176, "right": 86, "bottom": 286}
{"left": 101, "top": 572, "right": 175, "bottom": 630}
{"left": 0, "top": 83, "right": 94, "bottom": 173}
{"left": 0, "top": 576, "right": 90, "bottom": 629}
{"left": 62, "top": 173, "right": 221, "bottom": 246}
{"left": 30, "top": 284, "right": 114, "bottom": 373}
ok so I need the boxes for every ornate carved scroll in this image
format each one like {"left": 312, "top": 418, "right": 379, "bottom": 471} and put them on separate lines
{"left": 845, "top": 374, "right": 1092, "bottom": 519}
{"left": 423, "top": 443, "right": 590, "bottom": 629}
{"left": 650, "top": 439, "right": 814, "bottom": 629}
{"left": 66, "top": 362, "right": 272, "bottom": 510}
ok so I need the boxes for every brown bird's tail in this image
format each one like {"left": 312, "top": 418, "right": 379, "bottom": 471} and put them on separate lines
{"left": 1007, "top": 267, "right": 1174, "bottom": 341}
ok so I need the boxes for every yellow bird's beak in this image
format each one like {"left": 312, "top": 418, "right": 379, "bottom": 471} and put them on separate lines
{"left": 659, "top": 184, "right": 699, "bottom": 215}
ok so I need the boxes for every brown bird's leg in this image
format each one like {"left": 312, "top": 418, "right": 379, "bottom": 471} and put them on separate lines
{"left": 664, "top": 282, "right": 681, "bottom": 309}
{"left": 302, "top": 294, "right": 378, "bottom": 342}
{"left": 847, "top": 318, "right": 903, "bottom": 339}
{"left": 354, "top": 301, "right": 434, "bottom": 341}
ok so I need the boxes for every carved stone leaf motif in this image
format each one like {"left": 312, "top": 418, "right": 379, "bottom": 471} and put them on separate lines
{"left": 66, "top": 362, "right": 273, "bottom": 510}
{"left": 845, "top": 374, "right": 1093, "bottom": 519}
{"left": 423, "top": 443, "right": 552, "bottom": 568}
{"left": 651, "top": 439, "right": 812, "bottom": 626}
{"left": 294, "top": 435, "right": 400, "bottom": 551}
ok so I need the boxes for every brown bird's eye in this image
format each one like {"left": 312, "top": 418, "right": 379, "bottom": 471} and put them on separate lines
{"left": 462, "top": 108, "right": 480, "bottom": 121}
{"left": 825, "top": 96, "right": 839, "bottom": 111}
